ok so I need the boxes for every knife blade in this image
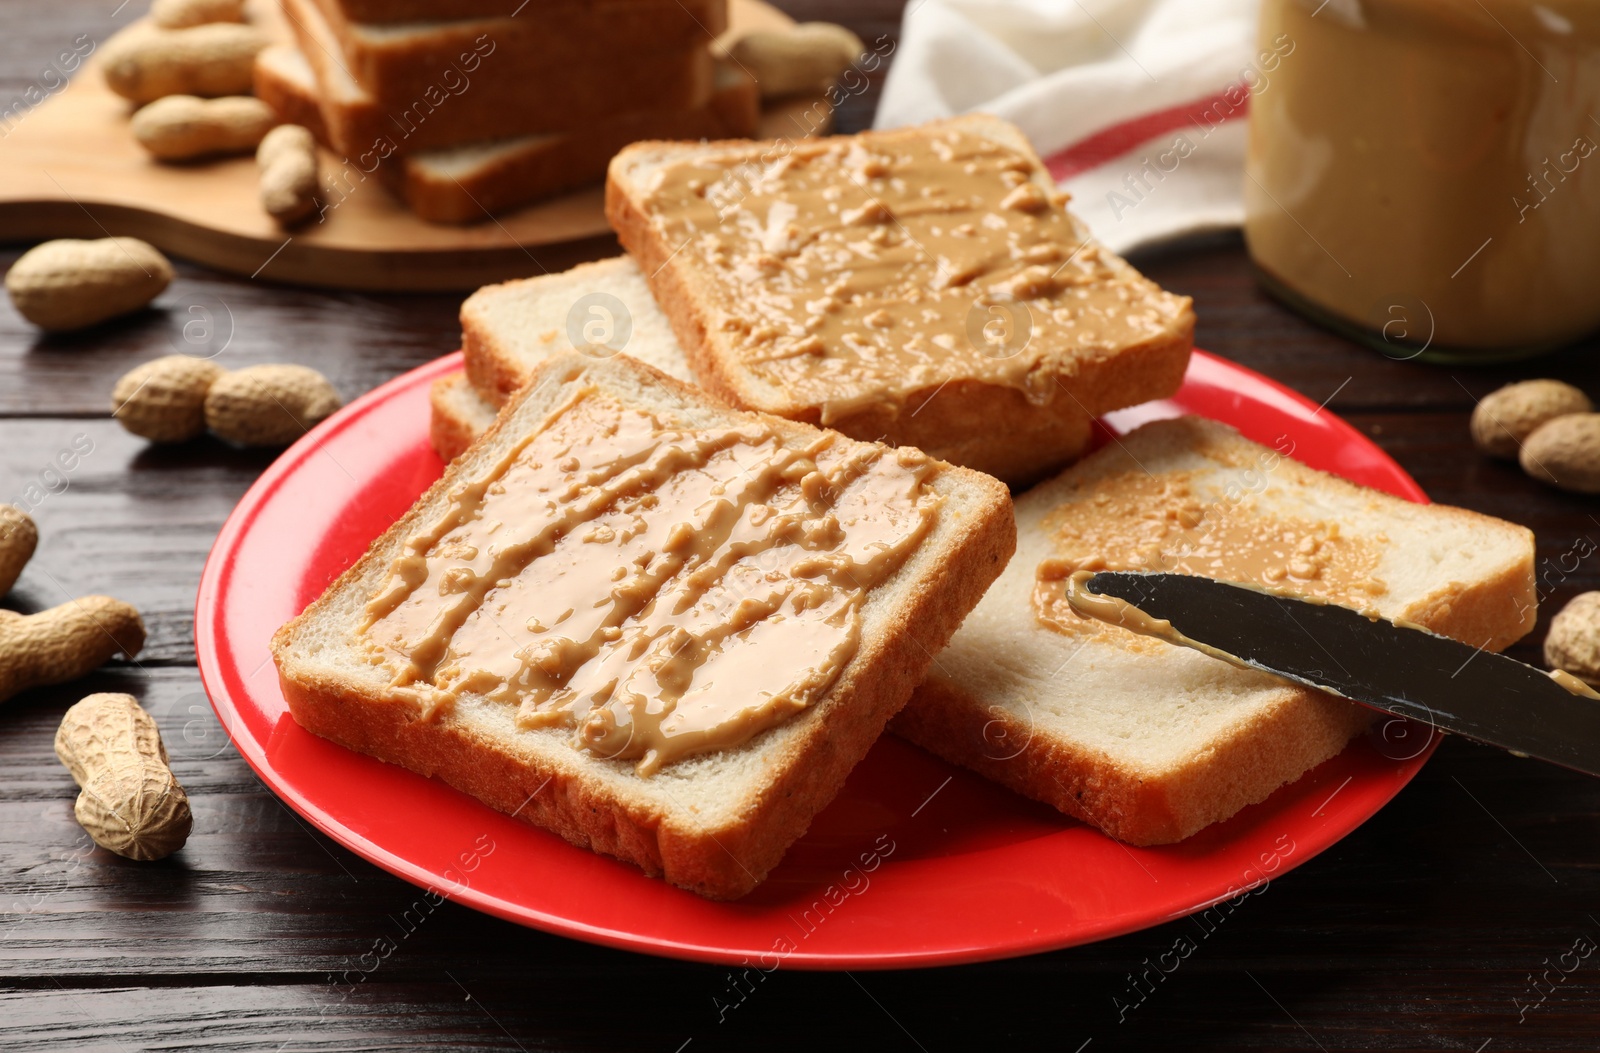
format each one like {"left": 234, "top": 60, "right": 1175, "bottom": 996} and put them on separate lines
{"left": 1070, "top": 570, "right": 1600, "bottom": 777}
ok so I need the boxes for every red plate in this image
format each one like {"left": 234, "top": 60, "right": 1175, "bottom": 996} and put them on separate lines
{"left": 195, "top": 350, "right": 1438, "bottom": 969}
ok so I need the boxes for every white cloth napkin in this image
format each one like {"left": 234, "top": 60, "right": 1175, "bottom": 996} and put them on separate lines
{"left": 875, "top": 0, "right": 1267, "bottom": 254}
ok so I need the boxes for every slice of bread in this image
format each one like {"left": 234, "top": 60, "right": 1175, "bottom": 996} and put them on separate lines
{"left": 310, "top": 0, "right": 728, "bottom": 97}
{"left": 387, "top": 65, "right": 755, "bottom": 223}
{"left": 254, "top": 47, "right": 330, "bottom": 141}
{"left": 254, "top": 24, "right": 392, "bottom": 154}
{"left": 461, "top": 256, "right": 695, "bottom": 406}
{"left": 436, "top": 255, "right": 698, "bottom": 460}
{"left": 256, "top": 46, "right": 758, "bottom": 222}
{"left": 891, "top": 416, "right": 1537, "bottom": 846}
{"left": 273, "top": 351, "right": 1016, "bottom": 898}
{"left": 606, "top": 114, "right": 1195, "bottom": 487}
{"left": 279, "top": 0, "right": 714, "bottom": 153}
{"left": 428, "top": 373, "right": 497, "bottom": 461}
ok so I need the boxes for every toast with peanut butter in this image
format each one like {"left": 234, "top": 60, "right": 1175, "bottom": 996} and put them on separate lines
{"left": 892, "top": 417, "right": 1536, "bottom": 845}
{"left": 273, "top": 351, "right": 1015, "bottom": 898}
{"left": 605, "top": 115, "right": 1196, "bottom": 487}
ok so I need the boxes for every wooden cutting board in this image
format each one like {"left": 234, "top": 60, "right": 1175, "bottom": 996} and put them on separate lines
{"left": 0, "top": 0, "right": 830, "bottom": 291}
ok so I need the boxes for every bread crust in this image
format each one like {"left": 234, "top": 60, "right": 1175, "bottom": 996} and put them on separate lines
{"left": 460, "top": 324, "right": 521, "bottom": 408}
{"left": 893, "top": 673, "right": 1374, "bottom": 845}
{"left": 253, "top": 48, "right": 330, "bottom": 144}
{"left": 427, "top": 375, "right": 482, "bottom": 462}
{"left": 604, "top": 117, "right": 1196, "bottom": 487}
{"left": 1398, "top": 554, "right": 1537, "bottom": 653}
{"left": 276, "top": 351, "right": 1015, "bottom": 898}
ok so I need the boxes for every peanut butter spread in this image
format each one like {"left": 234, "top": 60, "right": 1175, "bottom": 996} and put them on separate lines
{"left": 360, "top": 387, "right": 941, "bottom": 776}
{"left": 1032, "top": 471, "right": 1385, "bottom": 644}
{"left": 1549, "top": 669, "right": 1600, "bottom": 700}
{"left": 641, "top": 128, "right": 1188, "bottom": 423}
{"left": 1060, "top": 569, "right": 1382, "bottom": 675}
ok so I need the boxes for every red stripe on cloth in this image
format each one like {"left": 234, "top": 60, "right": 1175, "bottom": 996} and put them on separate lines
{"left": 1042, "top": 84, "right": 1251, "bottom": 183}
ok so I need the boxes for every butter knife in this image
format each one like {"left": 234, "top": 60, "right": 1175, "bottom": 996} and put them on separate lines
{"left": 1068, "top": 570, "right": 1600, "bottom": 777}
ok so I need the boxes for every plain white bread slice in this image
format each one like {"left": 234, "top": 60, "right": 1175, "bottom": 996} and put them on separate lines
{"left": 436, "top": 255, "right": 698, "bottom": 461}
{"left": 273, "top": 351, "right": 1016, "bottom": 899}
{"left": 892, "top": 416, "right": 1537, "bottom": 845}
{"left": 461, "top": 257, "right": 695, "bottom": 406}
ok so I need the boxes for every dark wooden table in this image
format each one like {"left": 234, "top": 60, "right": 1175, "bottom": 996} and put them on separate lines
{"left": 4, "top": 3, "right": 1599, "bottom": 1050}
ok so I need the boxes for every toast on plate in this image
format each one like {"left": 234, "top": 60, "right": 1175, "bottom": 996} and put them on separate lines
{"left": 274, "top": 351, "right": 1015, "bottom": 898}
{"left": 892, "top": 416, "right": 1537, "bottom": 845}
{"left": 606, "top": 114, "right": 1196, "bottom": 486}
{"left": 432, "top": 255, "right": 705, "bottom": 462}
{"left": 459, "top": 256, "right": 696, "bottom": 407}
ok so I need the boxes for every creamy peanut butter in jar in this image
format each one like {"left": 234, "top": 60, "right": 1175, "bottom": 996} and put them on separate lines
{"left": 1245, "top": 0, "right": 1600, "bottom": 361}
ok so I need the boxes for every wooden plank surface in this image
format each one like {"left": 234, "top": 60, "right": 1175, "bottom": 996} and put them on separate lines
{"left": 2, "top": 2, "right": 1599, "bottom": 1050}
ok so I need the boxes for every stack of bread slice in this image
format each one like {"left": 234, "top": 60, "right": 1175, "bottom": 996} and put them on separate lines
{"left": 254, "top": 0, "right": 756, "bottom": 221}
{"left": 275, "top": 116, "right": 1538, "bottom": 900}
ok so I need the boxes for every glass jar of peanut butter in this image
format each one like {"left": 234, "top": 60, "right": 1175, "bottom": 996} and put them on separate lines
{"left": 1244, "top": 0, "right": 1600, "bottom": 362}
